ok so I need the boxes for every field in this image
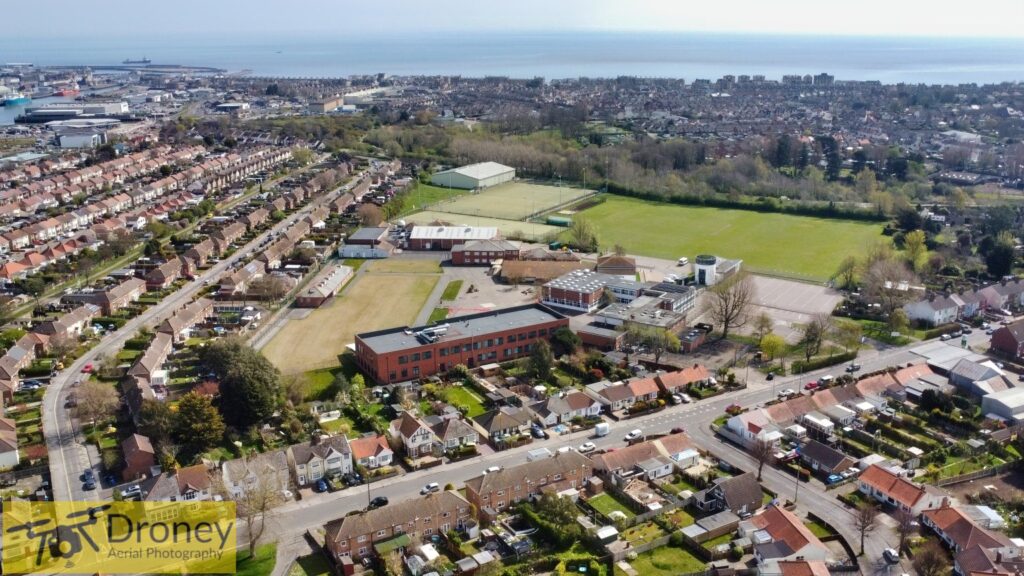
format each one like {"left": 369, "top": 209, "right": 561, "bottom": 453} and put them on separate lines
{"left": 574, "top": 195, "right": 886, "bottom": 281}
{"left": 404, "top": 210, "right": 562, "bottom": 241}
{"left": 427, "top": 181, "right": 592, "bottom": 220}
{"left": 400, "top": 183, "right": 469, "bottom": 215}
{"left": 263, "top": 261, "right": 440, "bottom": 373}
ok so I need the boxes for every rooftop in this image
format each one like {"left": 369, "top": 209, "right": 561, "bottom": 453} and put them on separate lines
{"left": 545, "top": 269, "right": 642, "bottom": 294}
{"left": 434, "top": 161, "right": 514, "bottom": 181}
{"left": 409, "top": 225, "right": 498, "bottom": 241}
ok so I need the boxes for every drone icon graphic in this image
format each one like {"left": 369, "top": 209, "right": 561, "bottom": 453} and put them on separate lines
{"left": 6, "top": 504, "right": 112, "bottom": 569}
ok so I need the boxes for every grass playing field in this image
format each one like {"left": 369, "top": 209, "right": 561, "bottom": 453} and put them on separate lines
{"left": 574, "top": 196, "right": 885, "bottom": 281}
{"left": 400, "top": 183, "right": 468, "bottom": 215}
{"left": 404, "top": 210, "right": 563, "bottom": 241}
{"left": 263, "top": 261, "right": 440, "bottom": 373}
{"left": 430, "top": 182, "right": 592, "bottom": 220}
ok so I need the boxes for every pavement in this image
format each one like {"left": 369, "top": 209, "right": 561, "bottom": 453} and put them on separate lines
{"left": 42, "top": 168, "right": 359, "bottom": 503}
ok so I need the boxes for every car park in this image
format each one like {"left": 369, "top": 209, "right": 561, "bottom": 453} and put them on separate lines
{"left": 578, "top": 442, "right": 596, "bottom": 453}
{"left": 421, "top": 482, "right": 440, "bottom": 494}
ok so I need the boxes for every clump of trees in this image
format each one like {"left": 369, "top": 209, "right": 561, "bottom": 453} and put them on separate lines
{"left": 198, "top": 337, "right": 282, "bottom": 429}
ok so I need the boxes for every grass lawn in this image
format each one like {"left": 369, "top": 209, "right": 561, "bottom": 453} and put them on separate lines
{"left": 663, "top": 507, "right": 695, "bottom": 529}
{"left": 617, "top": 546, "right": 705, "bottom": 576}
{"left": 665, "top": 476, "right": 701, "bottom": 494}
{"left": 621, "top": 522, "right": 668, "bottom": 546}
{"left": 342, "top": 258, "right": 366, "bottom": 271}
{"left": 288, "top": 553, "right": 331, "bottom": 576}
{"left": 365, "top": 259, "right": 441, "bottom": 274}
{"left": 235, "top": 543, "right": 277, "bottom": 576}
{"left": 399, "top": 182, "right": 470, "bottom": 215}
{"left": 445, "top": 385, "right": 487, "bottom": 418}
{"left": 702, "top": 532, "right": 734, "bottom": 550}
{"left": 428, "top": 307, "right": 449, "bottom": 323}
{"left": 806, "top": 519, "right": 835, "bottom": 538}
{"left": 302, "top": 368, "right": 338, "bottom": 401}
{"left": 574, "top": 195, "right": 885, "bottom": 281}
{"left": 440, "top": 279, "right": 464, "bottom": 301}
{"left": 587, "top": 493, "right": 636, "bottom": 520}
{"left": 428, "top": 181, "right": 591, "bottom": 221}
{"left": 930, "top": 454, "right": 1006, "bottom": 479}
{"left": 405, "top": 210, "right": 562, "bottom": 242}
{"left": 264, "top": 270, "right": 439, "bottom": 373}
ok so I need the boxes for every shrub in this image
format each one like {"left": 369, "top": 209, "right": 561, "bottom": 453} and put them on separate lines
{"left": 791, "top": 351, "right": 857, "bottom": 374}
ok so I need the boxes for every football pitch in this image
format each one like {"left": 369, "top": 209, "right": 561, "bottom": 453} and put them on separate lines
{"left": 574, "top": 195, "right": 886, "bottom": 281}
{"left": 429, "top": 181, "right": 592, "bottom": 220}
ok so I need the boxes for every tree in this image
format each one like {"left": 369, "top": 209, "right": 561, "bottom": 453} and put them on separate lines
{"left": 528, "top": 340, "right": 554, "bottom": 381}
{"left": 199, "top": 338, "right": 281, "bottom": 428}
{"left": 357, "top": 204, "right": 383, "bottom": 226}
{"left": 853, "top": 501, "right": 878, "bottom": 555}
{"left": 642, "top": 328, "right": 680, "bottom": 366}
{"left": 382, "top": 550, "right": 404, "bottom": 576}
{"left": 550, "top": 326, "right": 581, "bottom": 357}
{"left": 759, "top": 333, "right": 785, "bottom": 362}
{"left": 833, "top": 256, "right": 858, "bottom": 290}
{"left": 834, "top": 320, "right": 863, "bottom": 353}
{"left": 229, "top": 461, "right": 283, "bottom": 557}
{"left": 754, "top": 312, "right": 773, "bottom": 341}
{"left": 76, "top": 381, "right": 119, "bottom": 439}
{"left": 48, "top": 333, "right": 78, "bottom": 361}
{"left": 987, "top": 230, "right": 1016, "bottom": 278}
{"left": 799, "top": 314, "right": 834, "bottom": 362}
{"left": 862, "top": 258, "right": 917, "bottom": 315}
{"left": 248, "top": 276, "right": 289, "bottom": 301}
{"left": 904, "top": 229, "right": 927, "bottom": 271}
{"left": 137, "top": 399, "right": 175, "bottom": 448}
{"left": 894, "top": 507, "right": 916, "bottom": 556}
{"left": 567, "top": 216, "right": 599, "bottom": 252}
{"left": 751, "top": 439, "right": 775, "bottom": 481}
{"left": 174, "top": 392, "right": 226, "bottom": 452}
{"left": 913, "top": 540, "right": 948, "bottom": 576}
{"left": 291, "top": 147, "right": 314, "bottom": 166}
{"left": 889, "top": 308, "right": 910, "bottom": 335}
{"left": 707, "top": 273, "right": 754, "bottom": 340}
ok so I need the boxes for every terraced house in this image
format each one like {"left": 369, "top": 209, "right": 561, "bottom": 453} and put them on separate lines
{"left": 464, "top": 451, "right": 593, "bottom": 519}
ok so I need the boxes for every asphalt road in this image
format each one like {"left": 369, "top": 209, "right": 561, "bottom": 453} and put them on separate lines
{"left": 42, "top": 169, "right": 353, "bottom": 503}
{"left": 261, "top": 330, "right": 992, "bottom": 572}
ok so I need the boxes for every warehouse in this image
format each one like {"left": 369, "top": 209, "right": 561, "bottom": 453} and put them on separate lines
{"left": 355, "top": 304, "right": 568, "bottom": 383}
{"left": 295, "top": 264, "right": 353, "bottom": 308}
{"left": 431, "top": 162, "right": 515, "bottom": 189}
{"left": 407, "top": 225, "right": 500, "bottom": 251}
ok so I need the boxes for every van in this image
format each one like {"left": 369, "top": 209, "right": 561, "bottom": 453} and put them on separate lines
{"left": 677, "top": 257, "right": 689, "bottom": 266}
{"left": 593, "top": 422, "right": 610, "bottom": 438}
{"left": 526, "top": 447, "right": 552, "bottom": 462}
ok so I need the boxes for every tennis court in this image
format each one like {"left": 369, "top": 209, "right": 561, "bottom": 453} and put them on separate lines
{"left": 403, "top": 210, "right": 563, "bottom": 241}
{"left": 430, "top": 182, "right": 592, "bottom": 220}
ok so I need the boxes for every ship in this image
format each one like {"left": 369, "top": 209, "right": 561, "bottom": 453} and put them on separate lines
{"left": 53, "top": 85, "right": 80, "bottom": 97}
{"left": 122, "top": 57, "right": 151, "bottom": 65}
{"left": 1, "top": 92, "right": 31, "bottom": 107}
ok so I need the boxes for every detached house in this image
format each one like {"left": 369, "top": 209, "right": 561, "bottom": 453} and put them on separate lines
{"left": 694, "top": 472, "right": 764, "bottom": 516}
{"left": 389, "top": 413, "right": 437, "bottom": 458}
{"left": 740, "top": 505, "right": 831, "bottom": 575}
{"left": 287, "top": 436, "right": 353, "bottom": 487}
{"left": 429, "top": 418, "right": 478, "bottom": 453}
{"left": 527, "top": 391, "right": 601, "bottom": 427}
{"left": 349, "top": 434, "right": 394, "bottom": 470}
{"left": 221, "top": 450, "right": 291, "bottom": 498}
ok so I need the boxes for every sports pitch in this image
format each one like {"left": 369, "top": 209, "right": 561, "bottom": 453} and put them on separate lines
{"left": 575, "top": 195, "right": 886, "bottom": 281}
{"left": 404, "top": 210, "right": 563, "bottom": 241}
{"left": 429, "top": 182, "right": 592, "bottom": 220}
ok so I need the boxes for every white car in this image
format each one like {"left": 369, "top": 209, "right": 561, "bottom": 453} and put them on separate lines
{"left": 420, "top": 482, "right": 440, "bottom": 495}
{"left": 578, "top": 442, "right": 597, "bottom": 453}
{"left": 779, "top": 388, "right": 796, "bottom": 398}
{"left": 624, "top": 429, "right": 643, "bottom": 442}
{"left": 482, "top": 466, "right": 501, "bottom": 475}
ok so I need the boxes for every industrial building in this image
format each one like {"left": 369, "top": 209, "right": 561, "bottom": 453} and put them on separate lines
{"left": 407, "top": 226, "right": 500, "bottom": 251}
{"left": 354, "top": 304, "right": 568, "bottom": 383}
{"left": 541, "top": 269, "right": 644, "bottom": 313}
{"left": 431, "top": 162, "right": 515, "bottom": 189}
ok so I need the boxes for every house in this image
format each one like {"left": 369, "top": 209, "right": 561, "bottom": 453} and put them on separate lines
{"left": 146, "top": 258, "right": 183, "bottom": 290}
{"left": 741, "top": 505, "right": 830, "bottom": 575}
{"left": 656, "top": 364, "right": 710, "bottom": 395}
{"left": 349, "top": 434, "right": 394, "bottom": 470}
{"left": 922, "top": 504, "right": 1014, "bottom": 555}
{"left": 140, "top": 464, "right": 215, "bottom": 502}
{"left": 858, "top": 464, "right": 947, "bottom": 514}
{"left": 798, "top": 439, "right": 856, "bottom": 476}
{"left": 464, "top": 451, "right": 593, "bottom": 516}
{"left": 694, "top": 472, "right": 763, "bottom": 516}
{"left": 0, "top": 418, "right": 18, "bottom": 469}
{"left": 991, "top": 321, "right": 1024, "bottom": 360}
{"left": 219, "top": 261, "right": 265, "bottom": 297}
{"left": 584, "top": 381, "right": 636, "bottom": 412}
{"left": 627, "top": 377, "right": 660, "bottom": 403}
{"left": 473, "top": 407, "right": 533, "bottom": 442}
{"left": 182, "top": 238, "right": 215, "bottom": 274}
{"left": 903, "top": 294, "right": 960, "bottom": 326}
{"left": 156, "top": 298, "right": 213, "bottom": 342}
{"left": 324, "top": 491, "right": 472, "bottom": 561}
{"left": 221, "top": 450, "right": 290, "bottom": 498}
{"left": 121, "top": 434, "right": 156, "bottom": 481}
{"left": 450, "top": 239, "right": 520, "bottom": 266}
{"left": 590, "top": 432, "right": 699, "bottom": 484}
{"left": 128, "top": 333, "right": 174, "bottom": 382}
{"left": 429, "top": 418, "right": 478, "bottom": 452}
{"left": 527, "top": 391, "right": 601, "bottom": 427}
{"left": 287, "top": 436, "right": 353, "bottom": 487}
{"left": 389, "top": 413, "right": 437, "bottom": 458}
{"left": 724, "top": 409, "right": 784, "bottom": 448}
{"left": 63, "top": 277, "right": 146, "bottom": 315}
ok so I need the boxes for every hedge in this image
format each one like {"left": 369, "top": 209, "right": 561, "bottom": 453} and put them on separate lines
{"left": 921, "top": 323, "right": 961, "bottom": 340}
{"left": 791, "top": 351, "right": 858, "bottom": 374}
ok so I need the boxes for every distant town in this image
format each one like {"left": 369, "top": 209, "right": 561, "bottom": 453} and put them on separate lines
{"left": 3, "top": 60, "right": 1024, "bottom": 576}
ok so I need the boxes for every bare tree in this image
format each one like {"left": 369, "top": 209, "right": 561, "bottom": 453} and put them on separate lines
{"left": 862, "top": 258, "right": 917, "bottom": 315}
{"left": 754, "top": 312, "right": 773, "bottom": 341}
{"left": 48, "top": 333, "right": 78, "bottom": 362}
{"left": 248, "top": 275, "right": 289, "bottom": 301}
{"left": 224, "top": 458, "right": 285, "bottom": 557}
{"left": 853, "top": 501, "right": 879, "bottom": 555}
{"left": 382, "top": 549, "right": 404, "bottom": 576}
{"left": 707, "top": 273, "right": 754, "bottom": 340}
{"left": 833, "top": 256, "right": 858, "bottom": 290}
{"left": 799, "top": 314, "right": 834, "bottom": 362}
{"left": 912, "top": 540, "right": 948, "bottom": 576}
{"left": 357, "top": 204, "right": 383, "bottom": 226}
{"left": 76, "top": 380, "right": 119, "bottom": 433}
{"left": 751, "top": 439, "right": 775, "bottom": 481}
{"left": 894, "top": 508, "right": 917, "bottom": 556}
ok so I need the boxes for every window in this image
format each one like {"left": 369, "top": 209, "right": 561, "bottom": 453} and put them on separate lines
{"left": 443, "top": 511, "right": 450, "bottom": 518}
{"left": 515, "top": 485, "right": 521, "bottom": 491}
{"left": 486, "top": 339, "right": 493, "bottom": 347}
{"left": 425, "top": 528, "right": 433, "bottom": 535}
{"left": 358, "top": 535, "right": 368, "bottom": 543}
{"left": 358, "top": 547, "right": 367, "bottom": 556}
{"left": 401, "top": 369, "right": 408, "bottom": 378}
{"left": 398, "top": 355, "right": 408, "bottom": 364}
{"left": 389, "top": 372, "right": 396, "bottom": 381}
{"left": 539, "top": 328, "right": 548, "bottom": 336}
{"left": 518, "top": 333, "right": 527, "bottom": 341}
{"left": 376, "top": 530, "right": 386, "bottom": 537}
{"left": 473, "top": 341, "right": 480, "bottom": 350}
{"left": 496, "top": 337, "right": 503, "bottom": 345}
{"left": 452, "top": 346, "right": 460, "bottom": 354}
{"left": 528, "top": 331, "right": 537, "bottom": 338}
{"left": 424, "top": 351, "right": 432, "bottom": 359}
{"left": 412, "top": 352, "right": 420, "bottom": 361}
{"left": 440, "top": 348, "right": 447, "bottom": 357}
{"left": 463, "top": 344, "right": 471, "bottom": 352}
{"left": 498, "top": 490, "right": 505, "bottom": 496}
{"left": 413, "top": 367, "right": 420, "bottom": 377}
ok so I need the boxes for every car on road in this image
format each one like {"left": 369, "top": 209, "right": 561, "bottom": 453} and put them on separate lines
{"left": 82, "top": 480, "right": 96, "bottom": 491}
{"left": 883, "top": 548, "right": 899, "bottom": 564}
{"left": 483, "top": 466, "right": 501, "bottom": 474}
{"left": 530, "top": 425, "right": 548, "bottom": 439}
{"left": 369, "top": 496, "right": 389, "bottom": 509}
{"left": 845, "top": 363, "right": 861, "bottom": 372}
{"left": 670, "top": 427, "right": 685, "bottom": 434}
{"left": 314, "top": 479, "right": 329, "bottom": 493}
{"left": 578, "top": 442, "right": 596, "bottom": 453}
{"left": 804, "top": 382, "right": 819, "bottom": 391}
{"left": 421, "top": 482, "right": 440, "bottom": 495}
{"left": 765, "top": 372, "right": 775, "bottom": 381}
{"left": 624, "top": 429, "right": 643, "bottom": 442}
{"left": 81, "top": 363, "right": 94, "bottom": 373}
{"left": 778, "top": 388, "right": 796, "bottom": 398}
{"left": 940, "top": 334, "right": 951, "bottom": 341}
{"left": 80, "top": 469, "right": 94, "bottom": 482}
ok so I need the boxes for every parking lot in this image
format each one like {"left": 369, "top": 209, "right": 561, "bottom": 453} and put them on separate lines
{"left": 744, "top": 276, "right": 843, "bottom": 342}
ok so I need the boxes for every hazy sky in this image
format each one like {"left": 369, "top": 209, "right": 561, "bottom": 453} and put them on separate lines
{"left": 7, "top": 0, "right": 1023, "bottom": 38}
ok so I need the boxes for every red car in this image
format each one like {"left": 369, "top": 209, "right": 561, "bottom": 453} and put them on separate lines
{"left": 81, "top": 363, "right": 93, "bottom": 373}
{"left": 804, "top": 381, "right": 819, "bottom": 391}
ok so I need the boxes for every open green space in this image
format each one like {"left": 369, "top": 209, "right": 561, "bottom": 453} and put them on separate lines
{"left": 587, "top": 493, "right": 636, "bottom": 520}
{"left": 264, "top": 266, "right": 439, "bottom": 373}
{"left": 440, "top": 280, "right": 464, "bottom": 301}
{"left": 399, "top": 183, "right": 469, "bottom": 215}
{"left": 235, "top": 543, "right": 277, "bottom": 576}
{"left": 365, "top": 259, "right": 442, "bottom": 274}
{"left": 428, "top": 307, "right": 449, "bottom": 323}
{"left": 288, "top": 553, "right": 331, "bottom": 576}
{"left": 430, "top": 181, "right": 592, "bottom": 221}
{"left": 445, "top": 385, "right": 487, "bottom": 418}
{"left": 302, "top": 368, "right": 338, "bottom": 401}
{"left": 621, "top": 522, "right": 668, "bottom": 546}
{"left": 404, "top": 210, "right": 562, "bottom": 242}
{"left": 573, "top": 195, "right": 885, "bottom": 281}
{"left": 617, "top": 545, "right": 706, "bottom": 576}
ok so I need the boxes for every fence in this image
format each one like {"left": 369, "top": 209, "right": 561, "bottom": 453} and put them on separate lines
{"left": 934, "top": 460, "right": 1018, "bottom": 487}
{"left": 610, "top": 534, "right": 672, "bottom": 562}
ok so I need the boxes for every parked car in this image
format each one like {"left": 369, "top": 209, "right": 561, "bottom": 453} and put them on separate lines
{"left": 368, "top": 496, "right": 389, "bottom": 509}
{"left": 483, "top": 466, "right": 501, "bottom": 475}
{"left": 314, "top": 479, "right": 329, "bottom": 493}
{"left": 845, "top": 363, "right": 861, "bottom": 373}
{"left": 679, "top": 393, "right": 693, "bottom": 403}
{"left": 530, "top": 425, "right": 548, "bottom": 439}
{"left": 804, "top": 382, "right": 819, "bottom": 391}
{"left": 670, "top": 427, "right": 686, "bottom": 434}
{"left": 80, "top": 469, "right": 94, "bottom": 482}
{"left": 778, "top": 388, "right": 796, "bottom": 398}
{"left": 883, "top": 548, "right": 899, "bottom": 564}
{"left": 81, "top": 363, "right": 94, "bottom": 373}
{"left": 578, "top": 442, "right": 596, "bottom": 453}
{"left": 624, "top": 429, "right": 643, "bottom": 442}
{"left": 670, "top": 394, "right": 683, "bottom": 405}
{"left": 940, "top": 334, "right": 951, "bottom": 341}
{"left": 826, "top": 474, "right": 843, "bottom": 485}
{"left": 765, "top": 373, "right": 775, "bottom": 381}
{"left": 82, "top": 481, "right": 96, "bottom": 491}
{"left": 421, "top": 482, "right": 440, "bottom": 495}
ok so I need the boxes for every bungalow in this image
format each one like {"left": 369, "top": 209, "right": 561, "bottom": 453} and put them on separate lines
{"left": 473, "top": 407, "right": 533, "bottom": 443}
{"left": 429, "top": 418, "right": 478, "bottom": 453}
{"left": 741, "top": 505, "right": 831, "bottom": 575}
{"left": 590, "top": 432, "right": 699, "bottom": 484}
{"left": 349, "top": 434, "right": 394, "bottom": 470}
{"left": 286, "top": 436, "right": 353, "bottom": 487}
{"left": 389, "top": 413, "right": 437, "bottom": 458}
{"left": 858, "top": 464, "right": 947, "bottom": 514}
{"left": 656, "top": 364, "right": 711, "bottom": 395}
{"left": 627, "top": 377, "right": 660, "bottom": 403}
{"left": 584, "top": 381, "right": 636, "bottom": 412}
{"left": 221, "top": 450, "right": 291, "bottom": 498}
{"left": 798, "top": 439, "right": 856, "bottom": 476}
{"left": 724, "top": 409, "right": 784, "bottom": 449}
{"left": 527, "top": 391, "right": 602, "bottom": 427}
{"left": 922, "top": 504, "right": 1013, "bottom": 555}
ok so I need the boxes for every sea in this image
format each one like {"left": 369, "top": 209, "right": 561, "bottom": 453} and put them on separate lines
{"left": 1, "top": 32, "right": 1023, "bottom": 85}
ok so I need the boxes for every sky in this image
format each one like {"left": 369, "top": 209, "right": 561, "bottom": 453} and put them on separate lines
{"left": 6, "top": 0, "right": 1023, "bottom": 39}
